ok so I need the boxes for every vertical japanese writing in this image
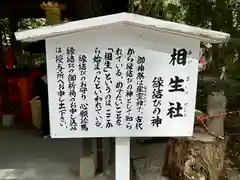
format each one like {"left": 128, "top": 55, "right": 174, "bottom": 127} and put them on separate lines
{"left": 115, "top": 48, "right": 124, "bottom": 127}
{"left": 135, "top": 56, "right": 146, "bottom": 130}
{"left": 56, "top": 47, "right": 67, "bottom": 128}
{"left": 167, "top": 47, "right": 189, "bottom": 119}
{"left": 151, "top": 77, "right": 163, "bottom": 127}
{"left": 51, "top": 45, "right": 198, "bottom": 137}
{"left": 93, "top": 48, "right": 103, "bottom": 128}
{"left": 104, "top": 48, "right": 114, "bottom": 128}
{"left": 184, "top": 103, "right": 188, "bottom": 117}
{"left": 125, "top": 48, "right": 135, "bottom": 130}
{"left": 183, "top": 76, "right": 190, "bottom": 116}
{"left": 185, "top": 76, "right": 190, "bottom": 95}
{"left": 79, "top": 54, "right": 89, "bottom": 131}
{"left": 67, "top": 47, "right": 77, "bottom": 131}
{"left": 167, "top": 75, "right": 187, "bottom": 117}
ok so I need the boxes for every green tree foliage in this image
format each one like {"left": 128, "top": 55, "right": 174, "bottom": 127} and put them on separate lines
{"left": 18, "top": 18, "right": 46, "bottom": 30}
{"left": 129, "top": 0, "right": 184, "bottom": 22}
{"left": 129, "top": 0, "right": 240, "bottom": 77}
{"left": 0, "top": 18, "right": 11, "bottom": 47}
{"left": 0, "top": 18, "right": 46, "bottom": 49}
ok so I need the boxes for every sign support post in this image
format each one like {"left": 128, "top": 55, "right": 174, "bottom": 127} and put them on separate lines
{"left": 115, "top": 137, "right": 130, "bottom": 180}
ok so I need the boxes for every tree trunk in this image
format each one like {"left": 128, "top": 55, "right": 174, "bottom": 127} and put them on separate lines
{"left": 71, "top": 0, "right": 105, "bottom": 175}
{"left": 0, "top": 30, "right": 10, "bottom": 114}
{"left": 209, "top": 1, "right": 222, "bottom": 76}
{"left": 9, "top": 17, "right": 20, "bottom": 67}
{"left": 72, "top": 0, "right": 102, "bottom": 20}
{"left": 163, "top": 133, "right": 227, "bottom": 180}
{"left": 4, "top": 18, "right": 16, "bottom": 113}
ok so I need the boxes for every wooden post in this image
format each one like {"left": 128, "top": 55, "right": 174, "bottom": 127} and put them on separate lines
{"left": 207, "top": 91, "right": 227, "bottom": 137}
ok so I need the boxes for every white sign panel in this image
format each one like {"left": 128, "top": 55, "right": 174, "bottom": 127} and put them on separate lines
{"left": 47, "top": 44, "right": 198, "bottom": 138}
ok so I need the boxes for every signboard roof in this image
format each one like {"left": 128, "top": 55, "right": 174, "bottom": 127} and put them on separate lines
{"left": 15, "top": 12, "right": 230, "bottom": 43}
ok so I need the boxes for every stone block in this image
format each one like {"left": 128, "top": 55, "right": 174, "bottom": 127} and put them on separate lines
{"left": 80, "top": 154, "right": 96, "bottom": 179}
{"left": 2, "top": 114, "right": 15, "bottom": 128}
